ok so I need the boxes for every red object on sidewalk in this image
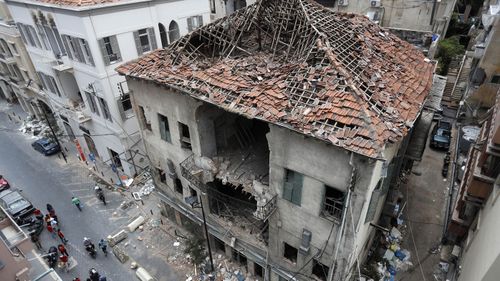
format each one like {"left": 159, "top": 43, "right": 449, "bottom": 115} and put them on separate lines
{"left": 47, "top": 225, "right": 53, "bottom": 233}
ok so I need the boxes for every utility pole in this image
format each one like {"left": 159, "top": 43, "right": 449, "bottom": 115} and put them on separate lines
{"left": 38, "top": 101, "right": 67, "bottom": 163}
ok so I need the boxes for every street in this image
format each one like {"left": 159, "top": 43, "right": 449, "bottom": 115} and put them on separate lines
{"left": 0, "top": 102, "right": 140, "bottom": 281}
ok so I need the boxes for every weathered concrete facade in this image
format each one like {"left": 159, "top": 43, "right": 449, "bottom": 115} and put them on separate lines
{"left": 128, "top": 79, "right": 402, "bottom": 280}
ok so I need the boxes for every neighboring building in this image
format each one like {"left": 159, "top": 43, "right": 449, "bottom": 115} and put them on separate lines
{"left": 0, "top": 0, "right": 40, "bottom": 117}
{"left": 327, "top": 0, "right": 456, "bottom": 37}
{"left": 118, "top": 1, "right": 434, "bottom": 280}
{"left": 0, "top": 206, "right": 63, "bottom": 281}
{"left": 209, "top": 0, "right": 256, "bottom": 19}
{"left": 4, "top": 0, "right": 210, "bottom": 177}
{"left": 446, "top": 91, "right": 499, "bottom": 281}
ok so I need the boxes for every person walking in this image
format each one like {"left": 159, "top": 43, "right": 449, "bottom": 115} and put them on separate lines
{"left": 50, "top": 218, "right": 59, "bottom": 232}
{"left": 72, "top": 196, "right": 82, "bottom": 211}
{"left": 57, "top": 229, "right": 68, "bottom": 244}
{"left": 58, "top": 244, "right": 69, "bottom": 256}
{"left": 46, "top": 203, "right": 56, "bottom": 217}
{"left": 98, "top": 239, "right": 108, "bottom": 256}
{"left": 47, "top": 224, "right": 56, "bottom": 239}
{"left": 59, "top": 254, "right": 69, "bottom": 272}
{"left": 44, "top": 214, "right": 52, "bottom": 225}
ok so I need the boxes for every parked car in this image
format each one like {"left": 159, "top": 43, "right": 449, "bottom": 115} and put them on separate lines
{"left": 0, "top": 175, "right": 10, "bottom": 191}
{"left": 31, "top": 138, "right": 60, "bottom": 156}
{"left": 0, "top": 190, "right": 35, "bottom": 220}
{"left": 430, "top": 121, "right": 452, "bottom": 150}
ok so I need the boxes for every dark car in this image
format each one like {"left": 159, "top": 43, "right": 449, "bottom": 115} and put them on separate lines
{"left": 31, "top": 138, "right": 60, "bottom": 156}
{"left": 430, "top": 121, "right": 451, "bottom": 150}
{"left": 0, "top": 175, "right": 10, "bottom": 191}
{"left": 0, "top": 190, "right": 35, "bottom": 220}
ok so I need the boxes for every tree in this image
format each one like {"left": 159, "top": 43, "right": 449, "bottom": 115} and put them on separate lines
{"left": 436, "top": 36, "right": 465, "bottom": 75}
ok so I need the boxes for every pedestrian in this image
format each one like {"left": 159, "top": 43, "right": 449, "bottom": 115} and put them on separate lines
{"left": 51, "top": 213, "right": 59, "bottom": 224}
{"left": 72, "top": 196, "right": 82, "bottom": 211}
{"left": 99, "top": 276, "right": 107, "bottom": 281}
{"left": 57, "top": 229, "right": 68, "bottom": 244}
{"left": 31, "top": 234, "right": 43, "bottom": 250}
{"left": 58, "top": 244, "right": 69, "bottom": 256}
{"left": 72, "top": 278, "right": 81, "bottom": 281}
{"left": 47, "top": 224, "right": 56, "bottom": 239}
{"left": 44, "top": 214, "right": 52, "bottom": 225}
{"left": 50, "top": 218, "right": 59, "bottom": 231}
{"left": 98, "top": 239, "right": 107, "bottom": 256}
{"left": 59, "top": 254, "right": 69, "bottom": 272}
{"left": 46, "top": 203, "right": 56, "bottom": 217}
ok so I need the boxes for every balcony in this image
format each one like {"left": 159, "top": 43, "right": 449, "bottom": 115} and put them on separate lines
{"left": 52, "top": 57, "right": 73, "bottom": 73}
{"left": 0, "top": 207, "right": 29, "bottom": 254}
{"left": 68, "top": 101, "right": 91, "bottom": 123}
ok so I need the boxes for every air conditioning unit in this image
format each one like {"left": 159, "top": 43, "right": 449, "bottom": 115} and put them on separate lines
{"left": 338, "top": 0, "right": 349, "bottom": 6}
{"left": 370, "top": 0, "right": 381, "bottom": 7}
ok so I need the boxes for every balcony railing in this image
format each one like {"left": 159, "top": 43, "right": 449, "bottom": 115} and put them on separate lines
{"left": 254, "top": 194, "right": 277, "bottom": 220}
{"left": 180, "top": 154, "right": 208, "bottom": 192}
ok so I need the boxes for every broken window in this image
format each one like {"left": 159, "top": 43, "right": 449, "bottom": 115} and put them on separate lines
{"left": 213, "top": 236, "right": 225, "bottom": 252}
{"left": 189, "top": 186, "right": 197, "bottom": 197}
{"left": 108, "top": 148, "right": 122, "bottom": 169}
{"left": 97, "top": 97, "right": 112, "bottom": 122}
{"left": 157, "top": 168, "right": 166, "bottom": 183}
{"left": 138, "top": 106, "right": 151, "bottom": 131}
{"left": 174, "top": 178, "right": 183, "bottom": 194}
{"left": 85, "top": 91, "right": 99, "bottom": 115}
{"left": 321, "top": 185, "right": 345, "bottom": 221}
{"left": 283, "top": 242, "right": 298, "bottom": 263}
{"left": 232, "top": 249, "right": 248, "bottom": 270}
{"left": 283, "top": 169, "right": 303, "bottom": 206}
{"left": 178, "top": 122, "right": 192, "bottom": 150}
{"left": 158, "top": 114, "right": 171, "bottom": 143}
{"left": 312, "top": 259, "right": 329, "bottom": 281}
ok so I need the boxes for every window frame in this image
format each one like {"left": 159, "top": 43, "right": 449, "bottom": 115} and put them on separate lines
{"left": 283, "top": 169, "right": 303, "bottom": 206}
{"left": 158, "top": 113, "right": 171, "bottom": 143}
{"left": 97, "top": 96, "right": 112, "bottom": 121}
{"left": 85, "top": 90, "right": 100, "bottom": 115}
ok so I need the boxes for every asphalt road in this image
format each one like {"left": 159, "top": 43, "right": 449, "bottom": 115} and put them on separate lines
{"left": 0, "top": 103, "right": 137, "bottom": 281}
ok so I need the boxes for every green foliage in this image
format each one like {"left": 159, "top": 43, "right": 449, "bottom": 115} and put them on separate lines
{"left": 436, "top": 36, "right": 465, "bottom": 75}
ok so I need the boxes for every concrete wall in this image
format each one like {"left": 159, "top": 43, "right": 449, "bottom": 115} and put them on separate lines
{"left": 478, "top": 16, "right": 500, "bottom": 83}
{"left": 457, "top": 186, "right": 500, "bottom": 281}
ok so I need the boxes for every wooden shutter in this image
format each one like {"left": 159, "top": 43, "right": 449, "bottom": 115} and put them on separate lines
{"left": 83, "top": 39, "right": 94, "bottom": 66}
{"left": 147, "top": 28, "right": 157, "bottom": 50}
{"left": 133, "top": 31, "right": 142, "bottom": 55}
{"left": 291, "top": 172, "right": 303, "bottom": 205}
{"left": 70, "top": 37, "right": 83, "bottom": 62}
{"left": 159, "top": 115, "right": 167, "bottom": 141}
{"left": 110, "top": 36, "right": 122, "bottom": 62}
{"left": 197, "top": 15, "right": 203, "bottom": 27}
{"left": 98, "top": 39, "right": 110, "bottom": 66}
{"left": 61, "top": 35, "right": 73, "bottom": 60}
{"left": 16, "top": 23, "right": 28, "bottom": 44}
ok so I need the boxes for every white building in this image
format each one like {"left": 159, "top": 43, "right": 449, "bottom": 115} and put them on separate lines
{"left": 4, "top": 0, "right": 210, "bottom": 176}
{"left": 209, "top": 0, "right": 256, "bottom": 19}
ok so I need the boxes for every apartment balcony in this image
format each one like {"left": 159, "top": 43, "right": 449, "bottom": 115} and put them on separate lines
{"left": 52, "top": 57, "right": 73, "bottom": 73}
{"left": 68, "top": 101, "right": 91, "bottom": 123}
{"left": 0, "top": 207, "right": 29, "bottom": 255}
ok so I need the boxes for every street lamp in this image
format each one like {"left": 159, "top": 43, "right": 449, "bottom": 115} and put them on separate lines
{"left": 185, "top": 195, "right": 215, "bottom": 273}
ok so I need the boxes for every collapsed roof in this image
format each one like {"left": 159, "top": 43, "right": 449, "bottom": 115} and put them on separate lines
{"left": 117, "top": 0, "right": 434, "bottom": 158}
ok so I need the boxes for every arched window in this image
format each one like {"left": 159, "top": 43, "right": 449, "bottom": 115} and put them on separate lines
{"left": 158, "top": 23, "right": 168, "bottom": 48}
{"left": 168, "top": 20, "right": 180, "bottom": 44}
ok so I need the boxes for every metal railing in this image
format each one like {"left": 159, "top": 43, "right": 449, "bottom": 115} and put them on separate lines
{"left": 180, "top": 154, "right": 208, "bottom": 192}
{"left": 321, "top": 196, "right": 344, "bottom": 221}
{"left": 254, "top": 194, "right": 277, "bottom": 220}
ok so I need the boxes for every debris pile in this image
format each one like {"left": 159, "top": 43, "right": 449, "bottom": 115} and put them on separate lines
{"left": 118, "top": 0, "right": 434, "bottom": 158}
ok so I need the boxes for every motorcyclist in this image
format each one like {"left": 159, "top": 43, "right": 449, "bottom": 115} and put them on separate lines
{"left": 83, "top": 237, "right": 96, "bottom": 257}
{"left": 89, "top": 268, "right": 100, "bottom": 281}
{"left": 94, "top": 186, "right": 106, "bottom": 205}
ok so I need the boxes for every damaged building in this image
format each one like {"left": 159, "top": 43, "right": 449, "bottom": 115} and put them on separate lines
{"left": 117, "top": 0, "right": 434, "bottom": 280}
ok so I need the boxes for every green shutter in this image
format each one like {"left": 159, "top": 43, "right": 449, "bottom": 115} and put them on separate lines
{"left": 133, "top": 31, "right": 142, "bottom": 55}
{"left": 292, "top": 173, "right": 303, "bottom": 205}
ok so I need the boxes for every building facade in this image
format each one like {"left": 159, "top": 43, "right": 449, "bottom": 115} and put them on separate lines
{"left": 209, "top": 0, "right": 256, "bottom": 19}
{"left": 0, "top": 0, "right": 41, "bottom": 117}
{"left": 118, "top": 1, "right": 434, "bottom": 280}
{"left": 4, "top": 0, "right": 210, "bottom": 176}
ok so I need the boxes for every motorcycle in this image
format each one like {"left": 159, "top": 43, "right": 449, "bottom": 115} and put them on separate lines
{"left": 84, "top": 237, "right": 97, "bottom": 259}
{"left": 94, "top": 185, "right": 106, "bottom": 205}
{"left": 45, "top": 246, "right": 58, "bottom": 268}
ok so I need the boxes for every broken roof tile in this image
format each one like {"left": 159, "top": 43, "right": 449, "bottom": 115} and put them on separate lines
{"left": 117, "top": 0, "right": 434, "bottom": 158}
